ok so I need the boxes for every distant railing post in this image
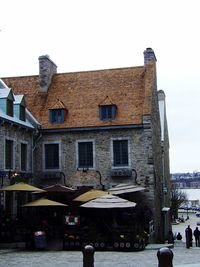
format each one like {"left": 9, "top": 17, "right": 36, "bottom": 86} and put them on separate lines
{"left": 82, "top": 244, "right": 95, "bottom": 267}
{"left": 157, "top": 247, "right": 173, "bottom": 267}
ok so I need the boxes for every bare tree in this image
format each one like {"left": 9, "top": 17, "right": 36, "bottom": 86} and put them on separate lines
{"left": 170, "top": 183, "right": 188, "bottom": 220}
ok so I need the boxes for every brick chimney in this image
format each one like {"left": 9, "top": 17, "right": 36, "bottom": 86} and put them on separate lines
{"left": 143, "top": 48, "right": 157, "bottom": 65}
{"left": 38, "top": 55, "right": 57, "bottom": 93}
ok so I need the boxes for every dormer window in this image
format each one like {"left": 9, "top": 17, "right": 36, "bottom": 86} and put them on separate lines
{"left": 7, "top": 99, "right": 13, "bottom": 117}
{"left": 14, "top": 95, "right": 26, "bottom": 121}
{"left": 99, "top": 105, "right": 116, "bottom": 120}
{"left": 49, "top": 99, "right": 67, "bottom": 124}
{"left": 20, "top": 105, "right": 26, "bottom": 121}
{"left": 50, "top": 108, "right": 65, "bottom": 124}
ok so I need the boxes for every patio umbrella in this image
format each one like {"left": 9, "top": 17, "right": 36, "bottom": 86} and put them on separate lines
{"left": 73, "top": 189, "right": 109, "bottom": 202}
{"left": 80, "top": 194, "right": 137, "bottom": 209}
{"left": 22, "top": 198, "right": 68, "bottom": 207}
{"left": 43, "top": 184, "right": 75, "bottom": 193}
{"left": 108, "top": 183, "right": 145, "bottom": 195}
{"left": 0, "top": 182, "right": 45, "bottom": 192}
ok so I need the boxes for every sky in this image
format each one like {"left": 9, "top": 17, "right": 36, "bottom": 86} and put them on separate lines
{"left": 0, "top": 0, "right": 200, "bottom": 173}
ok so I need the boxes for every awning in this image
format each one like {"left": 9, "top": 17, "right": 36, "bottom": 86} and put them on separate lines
{"left": 22, "top": 198, "right": 68, "bottom": 207}
{"left": 108, "top": 183, "right": 145, "bottom": 195}
{"left": 73, "top": 189, "right": 109, "bottom": 202}
{"left": 80, "top": 194, "right": 136, "bottom": 209}
{"left": 0, "top": 182, "right": 45, "bottom": 192}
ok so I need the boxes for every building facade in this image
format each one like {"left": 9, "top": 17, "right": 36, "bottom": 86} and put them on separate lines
{"left": 2, "top": 48, "right": 171, "bottom": 242}
{"left": 0, "top": 79, "right": 40, "bottom": 216}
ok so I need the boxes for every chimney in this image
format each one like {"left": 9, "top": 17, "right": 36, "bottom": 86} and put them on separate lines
{"left": 158, "top": 90, "right": 165, "bottom": 101}
{"left": 38, "top": 55, "right": 57, "bottom": 93}
{"left": 143, "top": 48, "right": 157, "bottom": 65}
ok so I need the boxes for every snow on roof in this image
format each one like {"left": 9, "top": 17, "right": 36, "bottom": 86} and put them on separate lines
{"left": 0, "top": 79, "right": 8, "bottom": 89}
{"left": 14, "top": 95, "right": 24, "bottom": 105}
{"left": 0, "top": 109, "right": 35, "bottom": 129}
{"left": 0, "top": 88, "right": 10, "bottom": 98}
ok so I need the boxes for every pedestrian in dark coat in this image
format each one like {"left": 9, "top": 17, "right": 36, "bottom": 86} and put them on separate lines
{"left": 193, "top": 227, "right": 200, "bottom": 247}
{"left": 185, "top": 225, "right": 193, "bottom": 248}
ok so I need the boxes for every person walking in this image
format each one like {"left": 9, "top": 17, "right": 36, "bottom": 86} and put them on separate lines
{"left": 193, "top": 227, "right": 200, "bottom": 247}
{"left": 185, "top": 225, "right": 193, "bottom": 248}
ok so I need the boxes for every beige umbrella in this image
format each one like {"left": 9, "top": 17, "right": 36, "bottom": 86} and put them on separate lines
{"left": 108, "top": 183, "right": 145, "bottom": 195}
{"left": 0, "top": 182, "right": 45, "bottom": 192}
{"left": 73, "top": 189, "right": 109, "bottom": 202}
{"left": 22, "top": 198, "right": 68, "bottom": 207}
{"left": 80, "top": 194, "right": 136, "bottom": 209}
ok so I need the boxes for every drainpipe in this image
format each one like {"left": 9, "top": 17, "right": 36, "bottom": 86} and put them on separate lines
{"left": 96, "top": 170, "right": 105, "bottom": 190}
{"left": 60, "top": 171, "right": 67, "bottom": 187}
{"left": 32, "top": 131, "right": 42, "bottom": 182}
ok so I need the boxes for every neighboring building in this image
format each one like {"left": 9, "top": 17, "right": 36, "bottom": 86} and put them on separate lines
{"left": 172, "top": 172, "right": 200, "bottom": 188}
{"left": 2, "top": 48, "right": 171, "bottom": 242}
{"left": 0, "top": 79, "right": 40, "bottom": 217}
{"left": 158, "top": 90, "right": 171, "bottom": 239}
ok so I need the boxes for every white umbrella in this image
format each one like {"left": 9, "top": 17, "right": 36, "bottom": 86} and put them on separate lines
{"left": 80, "top": 194, "right": 136, "bottom": 209}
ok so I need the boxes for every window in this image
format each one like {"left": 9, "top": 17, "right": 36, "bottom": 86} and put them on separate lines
{"left": 113, "top": 140, "right": 128, "bottom": 167}
{"left": 20, "top": 105, "right": 26, "bottom": 121}
{"left": 49, "top": 109, "right": 65, "bottom": 124}
{"left": 99, "top": 105, "right": 116, "bottom": 120}
{"left": 45, "top": 143, "right": 59, "bottom": 169}
{"left": 7, "top": 99, "right": 13, "bottom": 117}
{"left": 5, "top": 139, "right": 14, "bottom": 169}
{"left": 78, "top": 142, "right": 93, "bottom": 168}
{"left": 21, "top": 143, "right": 27, "bottom": 171}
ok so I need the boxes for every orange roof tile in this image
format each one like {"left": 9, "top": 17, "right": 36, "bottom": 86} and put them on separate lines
{"left": 99, "top": 96, "right": 115, "bottom": 106}
{"left": 3, "top": 65, "right": 155, "bottom": 130}
{"left": 49, "top": 99, "right": 66, "bottom": 110}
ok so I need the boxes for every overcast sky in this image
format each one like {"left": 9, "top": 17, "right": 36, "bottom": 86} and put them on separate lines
{"left": 1, "top": 0, "right": 200, "bottom": 173}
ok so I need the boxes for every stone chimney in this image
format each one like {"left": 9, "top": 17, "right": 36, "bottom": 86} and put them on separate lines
{"left": 158, "top": 90, "right": 165, "bottom": 101}
{"left": 143, "top": 48, "right": 157, "bottom": 65}
{"left": 38, "top": 55, "right": 57, "bottom": 93}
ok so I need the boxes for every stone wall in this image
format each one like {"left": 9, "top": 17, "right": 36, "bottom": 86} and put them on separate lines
{"left": 0, "top": 121, "right": 34, "bottom": 187}
{"left": 35, "top": 127, "right": 156, "bottom": 188}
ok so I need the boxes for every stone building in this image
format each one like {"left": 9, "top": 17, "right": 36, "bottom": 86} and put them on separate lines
{"left": 2, "top": 48, "right": 171, "bottom": 242}
{"left": 0, "top": 79, "right": 39, "bottom": 216}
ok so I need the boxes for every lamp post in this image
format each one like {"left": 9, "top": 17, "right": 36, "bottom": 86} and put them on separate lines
{"left": 187, "top": 202, "right": 189, "bottom": 220}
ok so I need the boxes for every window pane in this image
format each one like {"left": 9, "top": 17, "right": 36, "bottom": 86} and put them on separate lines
{"left": 45, "top": 144, "right": 59, "bottom": 169}
{"left": 50, "top": 109, "right": 65, "bottom": 124}
{"left": 113, "top": 140, "right": 128, "bottom": 166}
{"left": 7, "top": 99, "right": 13, "bottom": 117}
{"left": 20, "top": 106, "right": 26, "bottom": 121}
{"left": 78, "top": 142, "right": 93, "bottom": 168}
{"left": 5, "top": 140, "right": 13, "bottom": 169}
{"left": 21, "top": 143, "right": 27, "bottom": 171}
{"left": 100, "top": 105, "right": 115, "bottom": 120}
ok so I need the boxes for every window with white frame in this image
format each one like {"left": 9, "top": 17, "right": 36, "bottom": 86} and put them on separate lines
{"left": 112, "top": 139, "right": 129, "bottom": 167}
{"left": 44, "top": 143, "right": 60, "bottom": 169}
{"left": 77, "top": 140, "right": 94, "bottom": 169}
{"left": 5, "top": 139, "right": 14, "bottom": 169}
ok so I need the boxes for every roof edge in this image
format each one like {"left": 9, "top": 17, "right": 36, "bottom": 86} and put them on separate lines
{"left": 41, "top": 124, "right": 144, "bottom": 133}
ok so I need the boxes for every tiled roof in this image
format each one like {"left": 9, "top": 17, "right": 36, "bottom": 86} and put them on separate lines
{"left": 99, "top": 96, "right": 115, "bottom": 106}
{"left": 49, "top": 99, "right": 66, "bottom": 110}
{"left": 3, "top": 65, "right": 155, "bottom": 130}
